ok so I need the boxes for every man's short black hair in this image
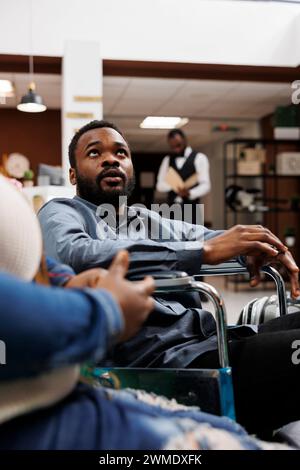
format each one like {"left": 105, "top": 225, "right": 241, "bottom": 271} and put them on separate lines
{"left": 68, "top": 119, "right": 126, "bottom": 168}
{"left": 167, "top": 128, "right": 186, "bottom": 140}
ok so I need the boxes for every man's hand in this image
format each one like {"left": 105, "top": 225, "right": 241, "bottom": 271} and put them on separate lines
{"left": 177, "top": 187, "right": 190, "bottom": 199}
{"left": 98, "top": 251, "right": 155, "bottom": 342}
{"left": 65, "top": 268, "right": 108, "bottom": 289}
{"left": 203, "top": 225, "right": 287, "bottom": 264}
{"left": 202, "top": 224, "right": 300, "bottom": 298}
{"left": 246, "top": 251, "right": 300, "bottom": 299}
{"left": 66, "top": 251, "right": 155, "bottom": 342}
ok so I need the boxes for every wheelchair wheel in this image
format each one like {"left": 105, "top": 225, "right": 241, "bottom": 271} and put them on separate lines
{"left": 238, "top": 296, "right": 277, "bottom": 325}
{"left": 239, "top": 294, "right": 300, "bottom": 326}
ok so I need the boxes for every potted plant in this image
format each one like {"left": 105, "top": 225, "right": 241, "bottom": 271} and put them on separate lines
{"left": 23, "top": 169, "right": 34, "bottom": 187}
{"left": 284, "top": 227, "right": 296, "bottom": 248}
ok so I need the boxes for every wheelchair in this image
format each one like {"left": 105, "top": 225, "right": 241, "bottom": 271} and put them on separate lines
{"left": 81, "top": 261, "right": 288, "bottom": 421}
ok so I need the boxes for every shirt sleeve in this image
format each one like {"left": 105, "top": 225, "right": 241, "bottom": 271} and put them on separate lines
{"left": 39, "top": 200, "right": 207, "bottom": 276}
{"left": 156, "top": 156, "right": 172, "bottom": 192}
{"left": 189, "top": 153, "right": 211, "bottom": 200}
{"left": 0, "top": 272, "right": 123, "bottom": 380}
{"left": 46, "top": 256, "right": 75, "bottom": 287}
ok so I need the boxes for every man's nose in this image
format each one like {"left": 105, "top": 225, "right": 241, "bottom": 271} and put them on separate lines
{"left": 101, "top": 153, "right": 120, "bottom": 167}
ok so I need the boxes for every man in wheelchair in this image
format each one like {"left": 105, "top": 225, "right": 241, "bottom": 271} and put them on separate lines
{"left": 39, "top": 120, "right": 300, "bottom": 436}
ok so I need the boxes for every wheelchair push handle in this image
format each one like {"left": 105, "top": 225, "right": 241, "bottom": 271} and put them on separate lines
{"left": 261, "top": 265, "right": 288, "bottom": 317}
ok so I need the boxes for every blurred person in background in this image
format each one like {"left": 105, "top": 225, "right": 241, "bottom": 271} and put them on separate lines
{"left": 156, "top": 128, "right": 211, "bottom": 225}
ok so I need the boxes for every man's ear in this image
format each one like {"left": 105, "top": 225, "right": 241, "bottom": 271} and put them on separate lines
{"left": 69, "top": 167, "right": 77, "bottom": 186}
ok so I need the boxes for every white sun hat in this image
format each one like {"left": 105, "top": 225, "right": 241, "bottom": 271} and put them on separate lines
{"left": 0, "top": 175, "right": 42, "bottom": 280}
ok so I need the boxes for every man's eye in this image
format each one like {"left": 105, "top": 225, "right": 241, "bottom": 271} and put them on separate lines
{"left": 87, "top": 149, "right": 99, "bottom": 157}
{"left": 116, "top": 149, "right": 128, "bottom": 156}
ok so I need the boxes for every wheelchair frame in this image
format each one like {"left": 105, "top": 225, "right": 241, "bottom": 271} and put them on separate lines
{"left": 81, "top": 261, "right": 287, "bottom": 421}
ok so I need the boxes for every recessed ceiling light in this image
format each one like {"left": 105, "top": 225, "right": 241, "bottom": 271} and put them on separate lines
{"left": 140, "top": 116, "right": 189, "bottom": 129}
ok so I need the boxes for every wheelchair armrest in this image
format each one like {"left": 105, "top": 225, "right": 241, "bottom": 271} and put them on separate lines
{"left": 197, "top": 259, "right": 248, "bottom": 276}
{"left": 130, "top": 270, "right": 188, "bottom": 281}
{"left": 195, "top": 262, "right": 287, "bottom": 317}
{"left": 130, "top": 271, "right": 192, "bottom": 289}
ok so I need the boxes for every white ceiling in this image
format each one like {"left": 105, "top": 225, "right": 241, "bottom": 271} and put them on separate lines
{"left": 0, "top": 72, "right": 292, "bottom": 151}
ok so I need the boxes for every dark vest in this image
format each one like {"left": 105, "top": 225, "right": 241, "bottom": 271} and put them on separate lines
{"left": 167, "top": 150, "right": 198, "bottom": 205}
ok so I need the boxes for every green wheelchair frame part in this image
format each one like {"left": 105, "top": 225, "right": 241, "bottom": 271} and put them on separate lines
{"left": 81, "top": 365, "right": 236, "bottom": 420}
{"left": 81, "top": 263, "right": 286, "bottom": 422}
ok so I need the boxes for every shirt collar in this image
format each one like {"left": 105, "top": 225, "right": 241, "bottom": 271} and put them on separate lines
{"left": 74, "top": 195, "right": 140, "bottom": 222}
{"left": 168, "top": 146, "right": 193, "bottom": 159}
{"left": 184, "top": 146, "right": 193, "bottom": 158}
{"left": 74, "top": 195, "right": 98, "bottom": 211}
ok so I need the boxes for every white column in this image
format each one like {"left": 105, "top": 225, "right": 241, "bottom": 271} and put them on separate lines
{"left": 62, "top": 40, "right": 103, "bottom": 186}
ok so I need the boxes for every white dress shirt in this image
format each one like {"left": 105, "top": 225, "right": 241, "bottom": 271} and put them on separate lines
{"left": 156, "top": 146, "right": 211, "bottom": 202}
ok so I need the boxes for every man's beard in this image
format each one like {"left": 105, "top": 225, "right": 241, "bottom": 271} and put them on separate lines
{"left": 76, "top": 170, "right": 136, "bottom": 208}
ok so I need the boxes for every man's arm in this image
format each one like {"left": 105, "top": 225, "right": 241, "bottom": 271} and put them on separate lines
{"left": 188, "top": 153, "right": 211, "bottom": 201}
{"left": 39, "top": 200, "right": 208, "bottom": 276}
{"left": 0, "top": 272, "right": 123, "bottom": 381}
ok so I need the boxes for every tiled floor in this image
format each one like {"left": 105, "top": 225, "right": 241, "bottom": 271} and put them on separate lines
{"left": 202, "top": 276, "right": 279, "bottom": 325}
